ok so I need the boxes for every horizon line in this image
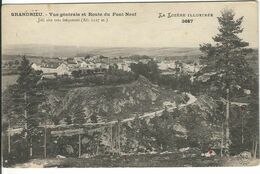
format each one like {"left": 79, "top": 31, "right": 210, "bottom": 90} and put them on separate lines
{"left": 3, "top": 44, "right": 258, "bottom": 49}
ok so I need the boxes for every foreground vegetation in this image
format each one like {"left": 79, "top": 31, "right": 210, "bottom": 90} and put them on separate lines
{"left": 12, "top": 152, "right": 259, "bottom": 168}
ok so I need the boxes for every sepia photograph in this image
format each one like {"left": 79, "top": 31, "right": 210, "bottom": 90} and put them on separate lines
{"left": 1, "top": 1, "right": 259, "bottom": 168}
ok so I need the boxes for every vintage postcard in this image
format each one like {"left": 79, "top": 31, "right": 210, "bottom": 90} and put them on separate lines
{"left": 1, "top": 1, "right": 259, "bottom": 168}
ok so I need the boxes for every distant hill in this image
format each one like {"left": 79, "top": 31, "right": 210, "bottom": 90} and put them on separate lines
{"left": 3, "top": 44, "right": 202, "bottom": 58}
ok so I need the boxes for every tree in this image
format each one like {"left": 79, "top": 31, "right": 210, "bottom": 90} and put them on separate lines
{"left": 244, "top": 79, "right": 259, "bottom": 158}
{"left": 64, "top": 114, "right": 73, "bottom": 125}
{"left": 147, "top": 60, "right": 160, "bottom": 83}
{"left": 10, "top": 56, "right": 42, "bottom": 158}
{"left": 175, "top": 60, "right": 183, "bottom": 74}
{"left": 199, "top": 9, "right": 254, "bottom": 155}
{"left": 15, "top": 60, "right": 20, "bottom": 65}
{"left": 113, "top": 63, "right": 118, "bottom": 70}
{"left": 149, "top": 110, "right": 176, "bottom": 151}
{"left": 73, "top": 105, "right": 86, "bottom": 124}
{"left": 130, "top": 60, "right": 159, "bottom": 83}
{"left": 161, "top": 107, "right": 170, "bottom": 120}
{"left": 71, "top": 70, "right": 82, "bottom": 78}
{"left": 124, "top": 115, "right": 155, "bottom": 153}
{"left": 193, "top": 62, "right": 198, "bottom": 73}
{"left": 8, "top": 61, "right": 14, "bottom": 67}
{"left": 90, "top": 112, "right": 98, "bottom": 123}
{"left": 178, "top": 74, "right": 192, "bottom": 94}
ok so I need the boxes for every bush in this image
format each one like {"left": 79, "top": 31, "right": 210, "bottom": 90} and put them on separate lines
{"left": 3, "top": 137, "right": 30, "bottom": 167}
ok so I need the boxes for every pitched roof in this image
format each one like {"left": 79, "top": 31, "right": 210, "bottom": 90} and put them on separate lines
{"left": 41, "top": 62, "right": 61, "bottom": 69}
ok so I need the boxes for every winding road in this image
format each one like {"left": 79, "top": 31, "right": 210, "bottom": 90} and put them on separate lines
{"left": 7, "top": 93, "right": 197, "bottom": 135}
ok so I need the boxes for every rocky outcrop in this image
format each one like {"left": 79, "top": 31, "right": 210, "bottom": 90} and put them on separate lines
{"left": 46, "top": 76, "right": 182, "bottom": 124}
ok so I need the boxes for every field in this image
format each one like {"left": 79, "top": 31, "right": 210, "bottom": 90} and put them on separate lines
{"left": 2, "top": 75, "right": 18, "bottom": 92}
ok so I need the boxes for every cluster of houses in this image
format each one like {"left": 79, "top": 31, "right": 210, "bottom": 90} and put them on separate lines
{"left": 30, "top": 54, "right": 201, "bottom": 79}
{"left": 31, "top": 55, "right": 132, "bottom": 79}
{"left": 158, "top": 60, "right": 201, "bottom": 75}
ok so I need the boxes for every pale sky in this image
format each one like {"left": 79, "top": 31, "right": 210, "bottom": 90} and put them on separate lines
{"left": 2, "top": 2, "right": 258, "bottom": 48}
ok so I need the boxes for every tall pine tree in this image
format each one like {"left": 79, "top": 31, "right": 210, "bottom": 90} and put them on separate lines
{"left": 199, "top": 9, "right": 254, "bottom": 155}
{"left": 14, "top": 56, "right": 42, "bottom": 157}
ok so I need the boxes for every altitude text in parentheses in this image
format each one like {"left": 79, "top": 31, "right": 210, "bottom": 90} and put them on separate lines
{"left": 81, "top": 18, "right": 90, "bottom": 22}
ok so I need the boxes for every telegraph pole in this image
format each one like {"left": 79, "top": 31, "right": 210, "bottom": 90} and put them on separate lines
{"left": 118, "top": 120, "right": 121, "bottom": 155}
{"left": 44, "top": 121, "right": 47, "bottom": 158}
{"left": 220, "top": 122, "right": 224, "bottom": 157}
{"left": 240, "top": 105, "right": 246, "bottom": 145}
{"left": 78, "top": 133, "right": 81, "bottom": 158}
{"left": 24, "top": 92, "right": 28, "bottom": 137}
{"left": 25, "top": 92, "right": 33, "bottom": 157}
{"left": 241, "top": 113, "right": 244, "bottom": 144}
{"left": 8, "top": 120, "right": 11, "bottom": 153}
{"left": 110, "top": 124, "right": 113, "bottom": 154}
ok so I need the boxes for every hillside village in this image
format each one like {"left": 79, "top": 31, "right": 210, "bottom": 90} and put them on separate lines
{"left": 26, "top": 55, "right": 201, "bottom": 79}
{"left": 31, "top": 55, "right": 131, "bottom": 77}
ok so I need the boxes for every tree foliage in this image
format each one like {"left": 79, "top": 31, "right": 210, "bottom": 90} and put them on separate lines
{"left": 199, "top": 9, "right": 254, "bottom": 98}
{"left": 73, "top": 105, "right": 86, "bottom": 124}
{"left": 14, "top": 56, "right": 42, "bottom": 138}
{"left": 130, "top": 60, "right": 160, "bottom": 83}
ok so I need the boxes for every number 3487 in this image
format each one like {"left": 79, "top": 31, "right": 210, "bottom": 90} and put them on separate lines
{"left": 182, "top": 19, "right": 193, "bottom": 23}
